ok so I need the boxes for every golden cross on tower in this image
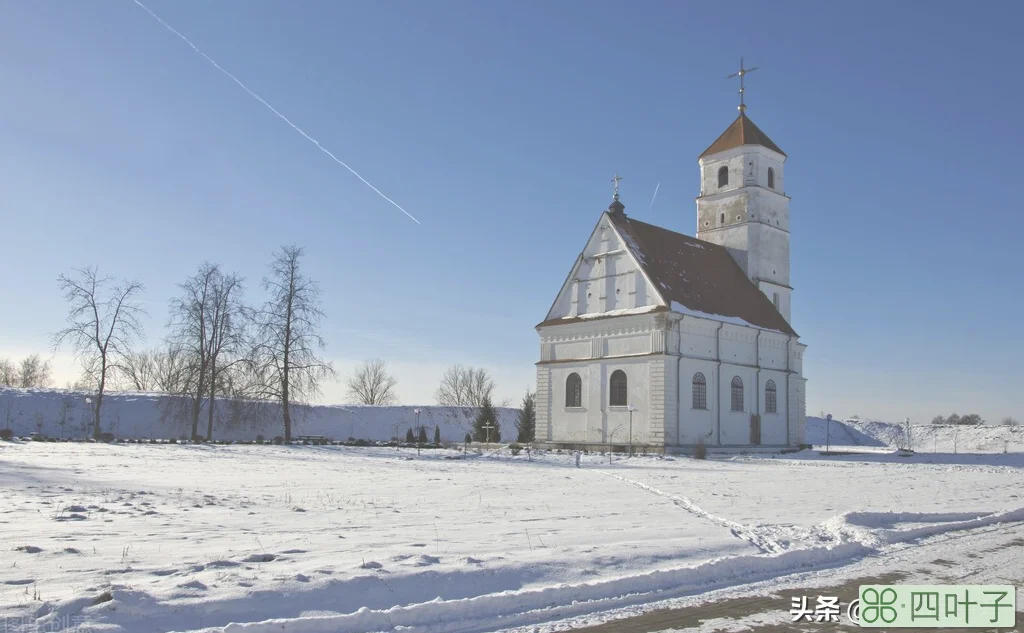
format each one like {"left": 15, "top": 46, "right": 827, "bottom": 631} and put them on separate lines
{"left": 727, "top": 57, "right": 759, "bottom": 113}
{"left": 611, "top": 173, "right": 623, "bottom": 200}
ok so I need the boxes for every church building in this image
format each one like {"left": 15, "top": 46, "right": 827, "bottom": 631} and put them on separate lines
{"left": 534, "top": 101, "right": 807, "bottom": 452}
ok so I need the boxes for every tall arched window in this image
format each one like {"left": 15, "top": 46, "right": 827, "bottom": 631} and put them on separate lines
{"left": 767, "top": 167, "right": 775, "bottom": 189}
{"left": 692, "top": 373, "right": 707, "bottom": 410}
{"left": 565, "top": 373, "right": 582, "bottom": 408}
{"left": 731, "top": 376, "right": 744, "bottom": 412}
{"left": 717, "top": 166, "right": 729, "bottom": 188}
{"left": 765, "top": 380, "right": 777, "bottom": 414}
{"left": 609, "top": 370, "right": 628, "bottom": 407}
{"left": 773, "top": 292, "right": 780, "bottom": 311}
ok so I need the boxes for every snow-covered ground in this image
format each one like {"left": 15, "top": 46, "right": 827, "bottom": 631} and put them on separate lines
{"left": 805, "top": 415, "right": 1024, "bottom": 454}
{"left": 1, "top": 442, "right": 1021, "bottom": 632}
{"left": 0, "top": 387, "right": 519, "bottom": 443}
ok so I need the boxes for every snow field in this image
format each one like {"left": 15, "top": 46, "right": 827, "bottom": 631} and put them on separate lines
{"left": 1, "top": 442, "right": 1022, "bottom": 633}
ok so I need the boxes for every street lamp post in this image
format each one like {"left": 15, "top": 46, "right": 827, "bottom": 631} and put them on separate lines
{"left": 826, "top": 413, "right": 832, "bottom": 454}
{"left": 627, "top": 404, "right": 637, "bottom": 457}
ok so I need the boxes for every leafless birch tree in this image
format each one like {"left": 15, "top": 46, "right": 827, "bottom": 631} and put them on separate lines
{"left": 0, "top": 358, "right": 16, "bottom": 386}
{"left": 250, "top": 246, "right": 335, "bottom": 442}
{"left": 53, "top": 267, "right": 144, "bottom": 439}
{"left": 166, "top": 263, "right": 245, "bottom": 441}
{"left": 435, "top": 365, "right": 495, "bottom": 408}
{"left": 167, "top": 263, "right": 218, "bottom": 440}
{"left": 18, "top": 355, "right": 52, "bottom": 388}
{"left": 117, "top": 349, "right": 161, "bottom": 391}
{"left": 203, "top": 270, "right": 245, "bottom": 441}
{"left": 346, "top": 358, "right": 398, "bottom": 405}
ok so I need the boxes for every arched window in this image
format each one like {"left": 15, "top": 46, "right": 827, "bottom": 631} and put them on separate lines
{"left": 565, "top": 373, "right": 582, "bottom": 408}
{"left": 717, "top": 166, "right": 729, "bottom": 188}
{"left": 731, "top": 376, "right": 744, "bottom": 411}
{"left": 765, "top": 380, "right": 777, "bottom": 414}
{"left": 692, "top": 372, "right": 707, "bottom": 410}
{"left": 767, "top": 167, "right": 775, "bottom": 189}
{"left": 773, "top": 292, "right": 780, "bottom": 311}
{"left": 609, "top": 370, "right": 627, "bottom": 407}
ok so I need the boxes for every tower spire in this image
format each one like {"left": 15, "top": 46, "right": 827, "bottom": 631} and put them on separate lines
{"left": 727, "top": 57, "right": 759, "bottom": 113}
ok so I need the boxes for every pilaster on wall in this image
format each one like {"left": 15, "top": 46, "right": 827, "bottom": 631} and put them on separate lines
{"left": 787, "top": 376, "right": 805, "bottom": 446}
{"left": 648, "top": 358, "right": 667, "bottom": 445}
{"left": 662, "top": 357, "right": 678, "bottom": 445}
{"left": 536, "top": 366, "right": 552, "bottom": 442}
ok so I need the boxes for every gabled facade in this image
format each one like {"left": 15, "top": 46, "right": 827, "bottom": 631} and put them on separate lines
{"left": 535, "top": 113, "right": 807, "bottom": 453}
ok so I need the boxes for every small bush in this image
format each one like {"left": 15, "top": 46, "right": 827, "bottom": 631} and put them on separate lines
{"left": 256, "top": 434, "right": 265, "bottom": 444}
{"left": 98, "top": 432, "right": 115, "bottom": 443}
{"left": 0, "top": 429, "right": 13, "bottom": 441}
{"left": 273, "top": 436, "right": 285, "bottom": 445}
{"left": 464, "top": 433, "right": 472, "bottom": 444}
{"left": 509, "top": 443, "right": 522, "bottom": 456}
{"left": 169, "top": 438, "right": 178, "bottom": 444}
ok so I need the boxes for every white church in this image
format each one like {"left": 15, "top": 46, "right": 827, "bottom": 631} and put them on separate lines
{"left": 534, "top": 103, "right": 807, "bottom": 453}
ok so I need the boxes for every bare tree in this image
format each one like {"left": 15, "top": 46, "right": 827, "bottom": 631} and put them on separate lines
{"left": 17, "top": 354, "right": 52, "bottom": 388}
{"left": 53, "top": 267, "right": 144, "bottom": 439}
{"left": 0, "top": 358, "right": 18, "bottom": 386}
{"left": 203, "top": 271, "right": 245, "bottom": 441}
{"left": 1001, "top": 417, "right": 1020, "bottom": 427}
{"left": 346, "top": 358, "right": 398, "bottom": 405}
{"left": 117, "top": 348, "right": 161, "bottom": 391}
{"left": 58, "top": 395, "right": 75, "bottom": 438}
{"left": 154, "top": 344, "right": 189, "bottom": 392}
{"left": 167, "top": 263, "right": 219, "bottom": 440}
{"left": 250, "top": 246, "right": 335, "bottom": 442}
{"left": 435, "top": 365, "right": 495, "bottom": 408}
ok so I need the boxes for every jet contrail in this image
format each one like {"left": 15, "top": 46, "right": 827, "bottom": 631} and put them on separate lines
{"left": 649, "top": 182, "right": 660, "bottom": 211}
{"left": 132, "top": 0, "right": 420, "bottom": 224}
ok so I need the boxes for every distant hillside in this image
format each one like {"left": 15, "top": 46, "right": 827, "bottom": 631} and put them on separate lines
{"left": 806, "top": 416, "right": 1023, "bottom": 454}
{"left": 0, "top": 387, "right": 520, "bottom": 443}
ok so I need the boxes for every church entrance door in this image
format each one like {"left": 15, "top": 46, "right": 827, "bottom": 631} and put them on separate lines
{"left": 749, "top": 414, "right": 761, "bottom": 445}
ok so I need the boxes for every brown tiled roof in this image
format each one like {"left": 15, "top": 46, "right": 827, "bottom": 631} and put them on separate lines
{"left": 607, "top": 211, "right": 797, "bottom": 336}
{"left": 699, "top": 113, "right": 786, "bottom": 158}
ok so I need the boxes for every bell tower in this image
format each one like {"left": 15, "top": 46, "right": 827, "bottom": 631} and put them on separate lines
{"left": 695, "top": 61, "right": 792, "bottom": 324}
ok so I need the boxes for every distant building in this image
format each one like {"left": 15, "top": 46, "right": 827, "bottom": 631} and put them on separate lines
{"left": 535, "top": 107, "right": 807, "bottom": 452}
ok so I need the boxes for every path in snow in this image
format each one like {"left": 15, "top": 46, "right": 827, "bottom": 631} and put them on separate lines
{"left": 594, "top": 470, "right": 787, "bottom": 555}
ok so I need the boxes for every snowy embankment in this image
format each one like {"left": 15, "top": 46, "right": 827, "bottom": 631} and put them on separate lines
{"left": 1, "top": 443, "right": 1022, "bottom": 633}
{"left": 0, "top": 387, "right": 518, "bottom": 442}
{"left": 806, "top": 415, "right": 1024, "bottom": 453}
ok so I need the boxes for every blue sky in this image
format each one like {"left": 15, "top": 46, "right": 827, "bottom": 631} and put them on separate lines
{"left": 1, "top": 1, "right": 1021, "bottom": 423}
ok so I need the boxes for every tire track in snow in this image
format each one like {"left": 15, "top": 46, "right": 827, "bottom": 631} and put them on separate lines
{"left": 593, "top": 470, "right": 786, "bottom": 555}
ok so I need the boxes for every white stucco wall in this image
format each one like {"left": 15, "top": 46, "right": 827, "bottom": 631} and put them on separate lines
{"left": 695, "top": 145, "right": 793, "bottom": 324}
{"left": 545, "top": 214, "right": 660, "bottom": 322}
{"left": 538, "top": 311, "right": 806, "bottom": 450}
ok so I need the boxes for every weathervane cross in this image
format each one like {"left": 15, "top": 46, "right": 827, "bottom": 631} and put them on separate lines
{"left": 727, "top": 57, "right": 759, "bottom": 113}
{"left": 611, "top": 173, "right": 623, "bottom": 200}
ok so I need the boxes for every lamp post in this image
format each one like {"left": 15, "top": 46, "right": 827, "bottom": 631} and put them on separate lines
{"left": 826, "top": 413, "right": 832, "bottom": 454}
{"left": 627, "top": 404, "right": 637, "bottom": 457}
